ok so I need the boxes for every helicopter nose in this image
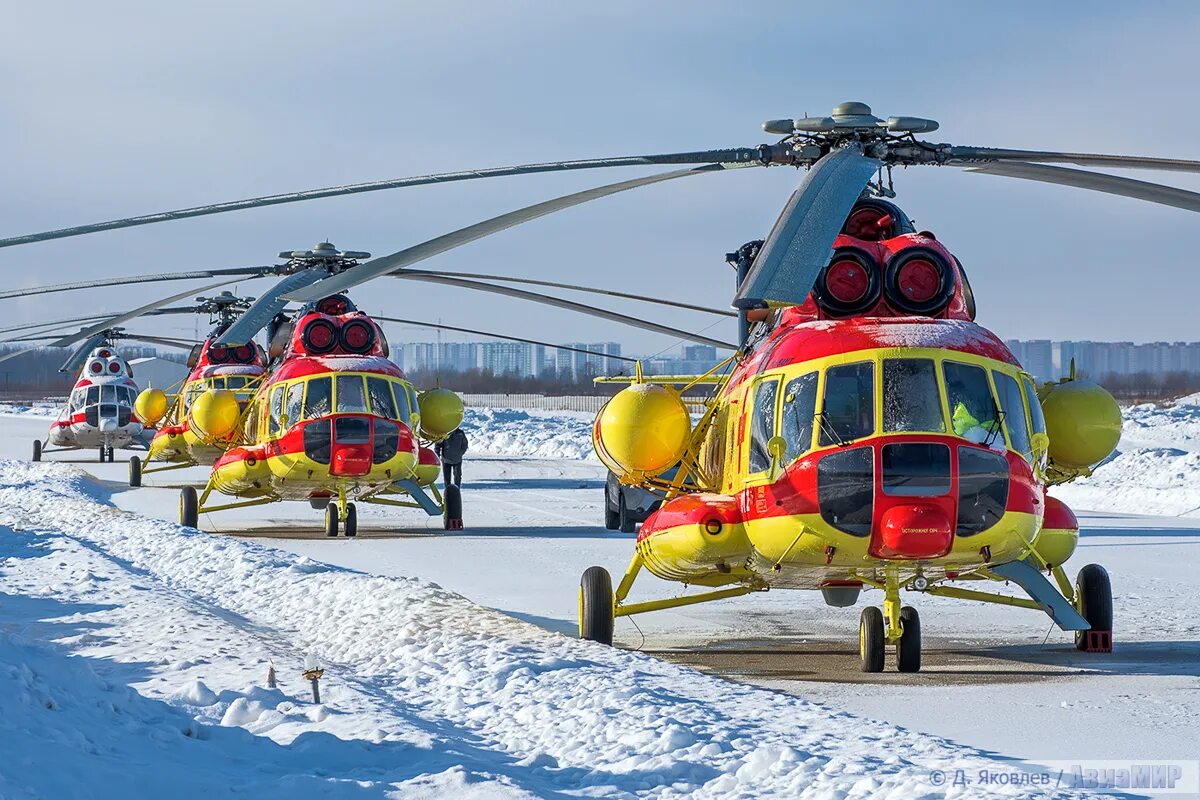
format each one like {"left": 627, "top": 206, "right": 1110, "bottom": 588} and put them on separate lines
{"left": 875, "top": 503, "right": 953, "bottom": 560}
{"left": 98, "top": 418, "right": 118, "bottom": 434}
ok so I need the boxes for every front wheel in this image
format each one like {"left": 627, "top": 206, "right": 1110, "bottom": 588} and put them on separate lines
{"left": 179, "top": 487, "right": 198, "bottom": 528}
{"left": 32, "top": 440, "right": 41, "bottom": 462}
{"left": 324, "top": 502, "right": 339, "bottom": 538}
{"left": 1075, "top": 564, "right": 1113, "bottom": 652}
{"left": 443, "top": 484, "right": 463, "bottom": 530}
{"left": 859, "top": 606, "right": 885, "bottom": 673}
{"left": 128, "top": 456, "right": 142, "bottom": 487}
{"left": 896, "top": 606, "right": 921, "bottom": 673}
{"left": 579, "top": 566, "right": 614, "bottom": 645}
{"left": 343, "top": 502, "right": 358, "bottom": 537}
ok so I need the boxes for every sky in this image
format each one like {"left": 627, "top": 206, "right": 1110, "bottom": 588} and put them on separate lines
{"left": 2, "top": 1, "right": 1199, "bottom": 357}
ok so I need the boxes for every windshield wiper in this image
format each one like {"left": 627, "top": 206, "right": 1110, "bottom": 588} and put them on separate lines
{"left": 984, "top": 408, "right": 1006, "bottom": 448}
{"left": 816, "top": 410, "right": 851, "bottom": 447}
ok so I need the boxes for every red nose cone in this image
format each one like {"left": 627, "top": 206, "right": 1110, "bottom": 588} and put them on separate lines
{"left": 874, "top": 504, "right": 953, "bottom": 560}
{"left": 330, "top": 444, "right": 372, "bottom": 477}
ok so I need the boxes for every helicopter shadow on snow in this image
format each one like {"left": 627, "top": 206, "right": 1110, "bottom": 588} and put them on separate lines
{"left": 974, "top": 640, "right": 1200, "bottom": 679}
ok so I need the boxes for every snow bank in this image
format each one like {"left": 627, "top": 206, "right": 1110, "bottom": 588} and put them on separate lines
{"left": 463, "top": 406, "right": 597, "bottom": 461}
{"left": 1055, "top": 401, "right": 1200, "bottom": 517}
{"left": 0, "top": 459, "right": 1072, "bottom": 798}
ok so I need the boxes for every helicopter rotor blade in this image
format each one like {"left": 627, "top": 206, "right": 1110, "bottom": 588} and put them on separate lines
{"left": 0, "top": 313, "right": 112, "bottom": 336}
{"left": 374, "top": 317, "right": 640, "bottom": 364}
{"left": 391, "top": 269, "right": 736, "bottom": 317}
{"left": 213, "top": 267, "right": 327, "bottom": 346}
{"left": 119, "top": 333, "right": 202, "bottom": 350}
{"left": 46, "top": 278, "right": 246, "bottom": 349}
{"left": 0, "top": 150, "right": 764, "bottom": 249}
{"left": 284, "top": 164, "right": 743, "bottom": 306}
{"left": 0, "top": 267, "right": 273, "bottom": 301}
{"left": 58, "top": 334, "right": 111, "bottom": 373}
{"left": 391, "top": 273, "right": 735, "bottom": 349}
{"left": 963, "top": 161, "right": 1200, "bottom": 213}
{"left": 946, "top": 147, "right": 1200, "bottom": 174}
{"left": 734, "top": 146, "right": 881, "bottom": 309}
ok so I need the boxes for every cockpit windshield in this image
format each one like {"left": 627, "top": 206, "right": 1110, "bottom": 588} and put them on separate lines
{"left": 820, "top": 362, "right": 874, "bottom": 446}
{"left": 943, "top": 361, "right": 1001, "bottom": 445}
{"left": 883, "top": 359, "right": 944, "bottom": 433}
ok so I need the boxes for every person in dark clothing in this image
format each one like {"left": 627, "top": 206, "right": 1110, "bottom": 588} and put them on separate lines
{"left": 435, "top": 427, "right": 469, "bottom": 486}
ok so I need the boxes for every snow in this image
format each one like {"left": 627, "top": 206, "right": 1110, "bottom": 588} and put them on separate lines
{"left": 0, "top": 405, "right": 1197, "bottom": 796}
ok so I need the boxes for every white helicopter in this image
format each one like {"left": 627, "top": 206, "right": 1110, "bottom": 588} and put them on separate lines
{"left": 38, "top": 342, "right": 144, "bottom": 462}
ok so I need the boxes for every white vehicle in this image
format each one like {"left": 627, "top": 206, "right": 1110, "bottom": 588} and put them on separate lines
{"left": 36, "top": 346, "right": 145, "bottom": 462}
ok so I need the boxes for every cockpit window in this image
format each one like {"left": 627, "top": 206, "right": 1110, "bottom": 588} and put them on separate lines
{"left": 336, "top": 375, "right": 369, "bottom": 414}
{"left": 367, "top": 376, "right": 399, "bottom": 420}
{"left": 883, "top": 358, "right": 944, "bottom": 433}
{"left": 781, "top": 372, "right": 818, "bottom": 461}
{"left": 86, "top": 386, "right": 99, "bottom": 405}
{"left": 944, "top": 361, "right": 1001, "bottom": 445}
{"left": 285, "top": 382, "right": 304, "bottom": 430}
{"left": 748, "top": 378, "right": 779, "bottom": 474}
{"left": 993, "top": 371, "right": 1032, "bottom": 459}
{"left": 303, "top": 376, "right": 332, "bottom": 419}
{"left": 1022, "top": 376, "right": 1046, "bottom": 436}
{"left": 101, "top": 385, "right": 117, "bottom": 403}
{"left": 820, "top": 362, "right": 874, "bottom": 446}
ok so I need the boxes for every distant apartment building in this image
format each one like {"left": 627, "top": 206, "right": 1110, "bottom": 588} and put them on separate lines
{"left": 1006, "top": 339, "right": 1200, "bottom": 381}
{"left": 397, "top": 340, "right": 621, "bottom": 378}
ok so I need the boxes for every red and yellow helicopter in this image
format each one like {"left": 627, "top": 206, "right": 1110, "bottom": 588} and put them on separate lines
{"left": 3, "top": 101, "right": 1198, "bottom": 671}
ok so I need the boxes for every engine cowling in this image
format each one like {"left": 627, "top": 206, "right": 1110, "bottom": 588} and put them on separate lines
{"left": 417, "top": 388, "right": 464, "bottom": 441}
{"left": 594, "top": 384, "right": 690, "bottom": 481}
{"left": 134, "top": 388, "right": 169, "bottom": 426}
{"left": 189, "top": 389, "right": 241, "bottom": 440}
{"left": 1039, "top": 379, "right": 1122, "bottom": 469}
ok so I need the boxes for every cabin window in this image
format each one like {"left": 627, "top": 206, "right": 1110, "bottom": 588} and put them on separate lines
{"left": 882, "top": 442, "right": 951, "bottom": 496}
{"left": 781, "top": 372, "right": 818, "bottom": 460}
{"left": 373, "top": 419, "right": 400, "bottom": 462}
{"left": 943, "top": 361, "right": 1001, "bottom": 445}
{"left": 817, "top": 447, "right": 874, "bottom": 536}
{"left": 285, "top": 382, "right": 304, "bottom": 430}
{"left": 819, "top": 362, "right": 875, "bottom": 446}
{"left": 993, "top": 371, "right": 1032, "bottom": 459}
{"left": 334, "top": 416, "right": 371, "bottom": 444}
{"left": 336, "top": 375, "right": 369, "bottom": 414}
{"left": 303, "top": 377, "right": 332, "bottom": 419}
{"left": 367, "top": 376, "right": 398, "bottom": 420}
{"left": 883, "top": 358, "right": 944, "bottom": 433}
{"left": 957, "top": 447, "right": 1009, "bottom": 535}
{"left": 1022, "top": 376, "right": 1046, "bottom": 437}
{"left": 748, "top": 378, "right": 779, "bottom": 474}
{"left": 268, "top": 385, "right": 285, "bottom": 436}
{"left": 392, "top": 381, "right": 413, "bottom": 424}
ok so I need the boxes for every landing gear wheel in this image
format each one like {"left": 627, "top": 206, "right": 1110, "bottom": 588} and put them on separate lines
{"left": 859, "top": 606, "right": 885, "bottom": 673}
{"left": 618, "top": 494, "right": 636, "bottom": 534}
{"left": 896, "top": 606, "right": 922, "bottom": 673}
{"left": 128, "top": 456, "right": 142, "bottom": 487}
{"left": 179, "top": 487, "right": 198, "bottom": 528}
{"left": 443, "top": 484, "right": 463, "bottom": 530}
{"left": 578, "top": 566, "right": 614, "bottom": 645}
{"left": 604, "top": 495, "right": 619, "bottom": 530}
{"left": 343, "top": 502, "right": 357, "bottom": 537}
{"left": 1074, "top": 564, "right": 1113, "bottom": 652}
{"left": 99, "top": 446, "right": 107, "bottom": 462}
{"left": 32, "top": 440, "right": 41, "bottom": 462}
{"left": 324, "top": 502, "right": 339, "bottom": 538}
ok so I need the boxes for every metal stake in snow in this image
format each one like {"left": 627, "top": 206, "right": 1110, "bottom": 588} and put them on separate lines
{"left": 267, "top": 659, "right": 277, "bottom": 689}
{"left": 303, "top": 654, "right": 324, "bottom": 704}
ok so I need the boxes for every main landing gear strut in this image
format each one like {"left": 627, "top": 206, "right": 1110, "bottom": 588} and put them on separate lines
{"left": 858, "top": 570, "right": 921, "bottom": 673}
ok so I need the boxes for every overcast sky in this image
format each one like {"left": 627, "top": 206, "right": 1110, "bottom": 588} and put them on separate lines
{"left": 2, "top": 1, "right": 1198, "bottom": 356}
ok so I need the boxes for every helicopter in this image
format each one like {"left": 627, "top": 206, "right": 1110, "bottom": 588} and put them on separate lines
{"left": 2, "top": 101, "right": 1198, "bottom": 669}
{"left": 0, "top": 320, "right": 200, "bottom": 463}
{"left": 126, "top": 291, "right": 268, "bottom": 487}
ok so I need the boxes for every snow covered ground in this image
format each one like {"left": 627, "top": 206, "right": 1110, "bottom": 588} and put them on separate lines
{"left": 0, "top": 404, "right": 1197, "bottom": 797}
